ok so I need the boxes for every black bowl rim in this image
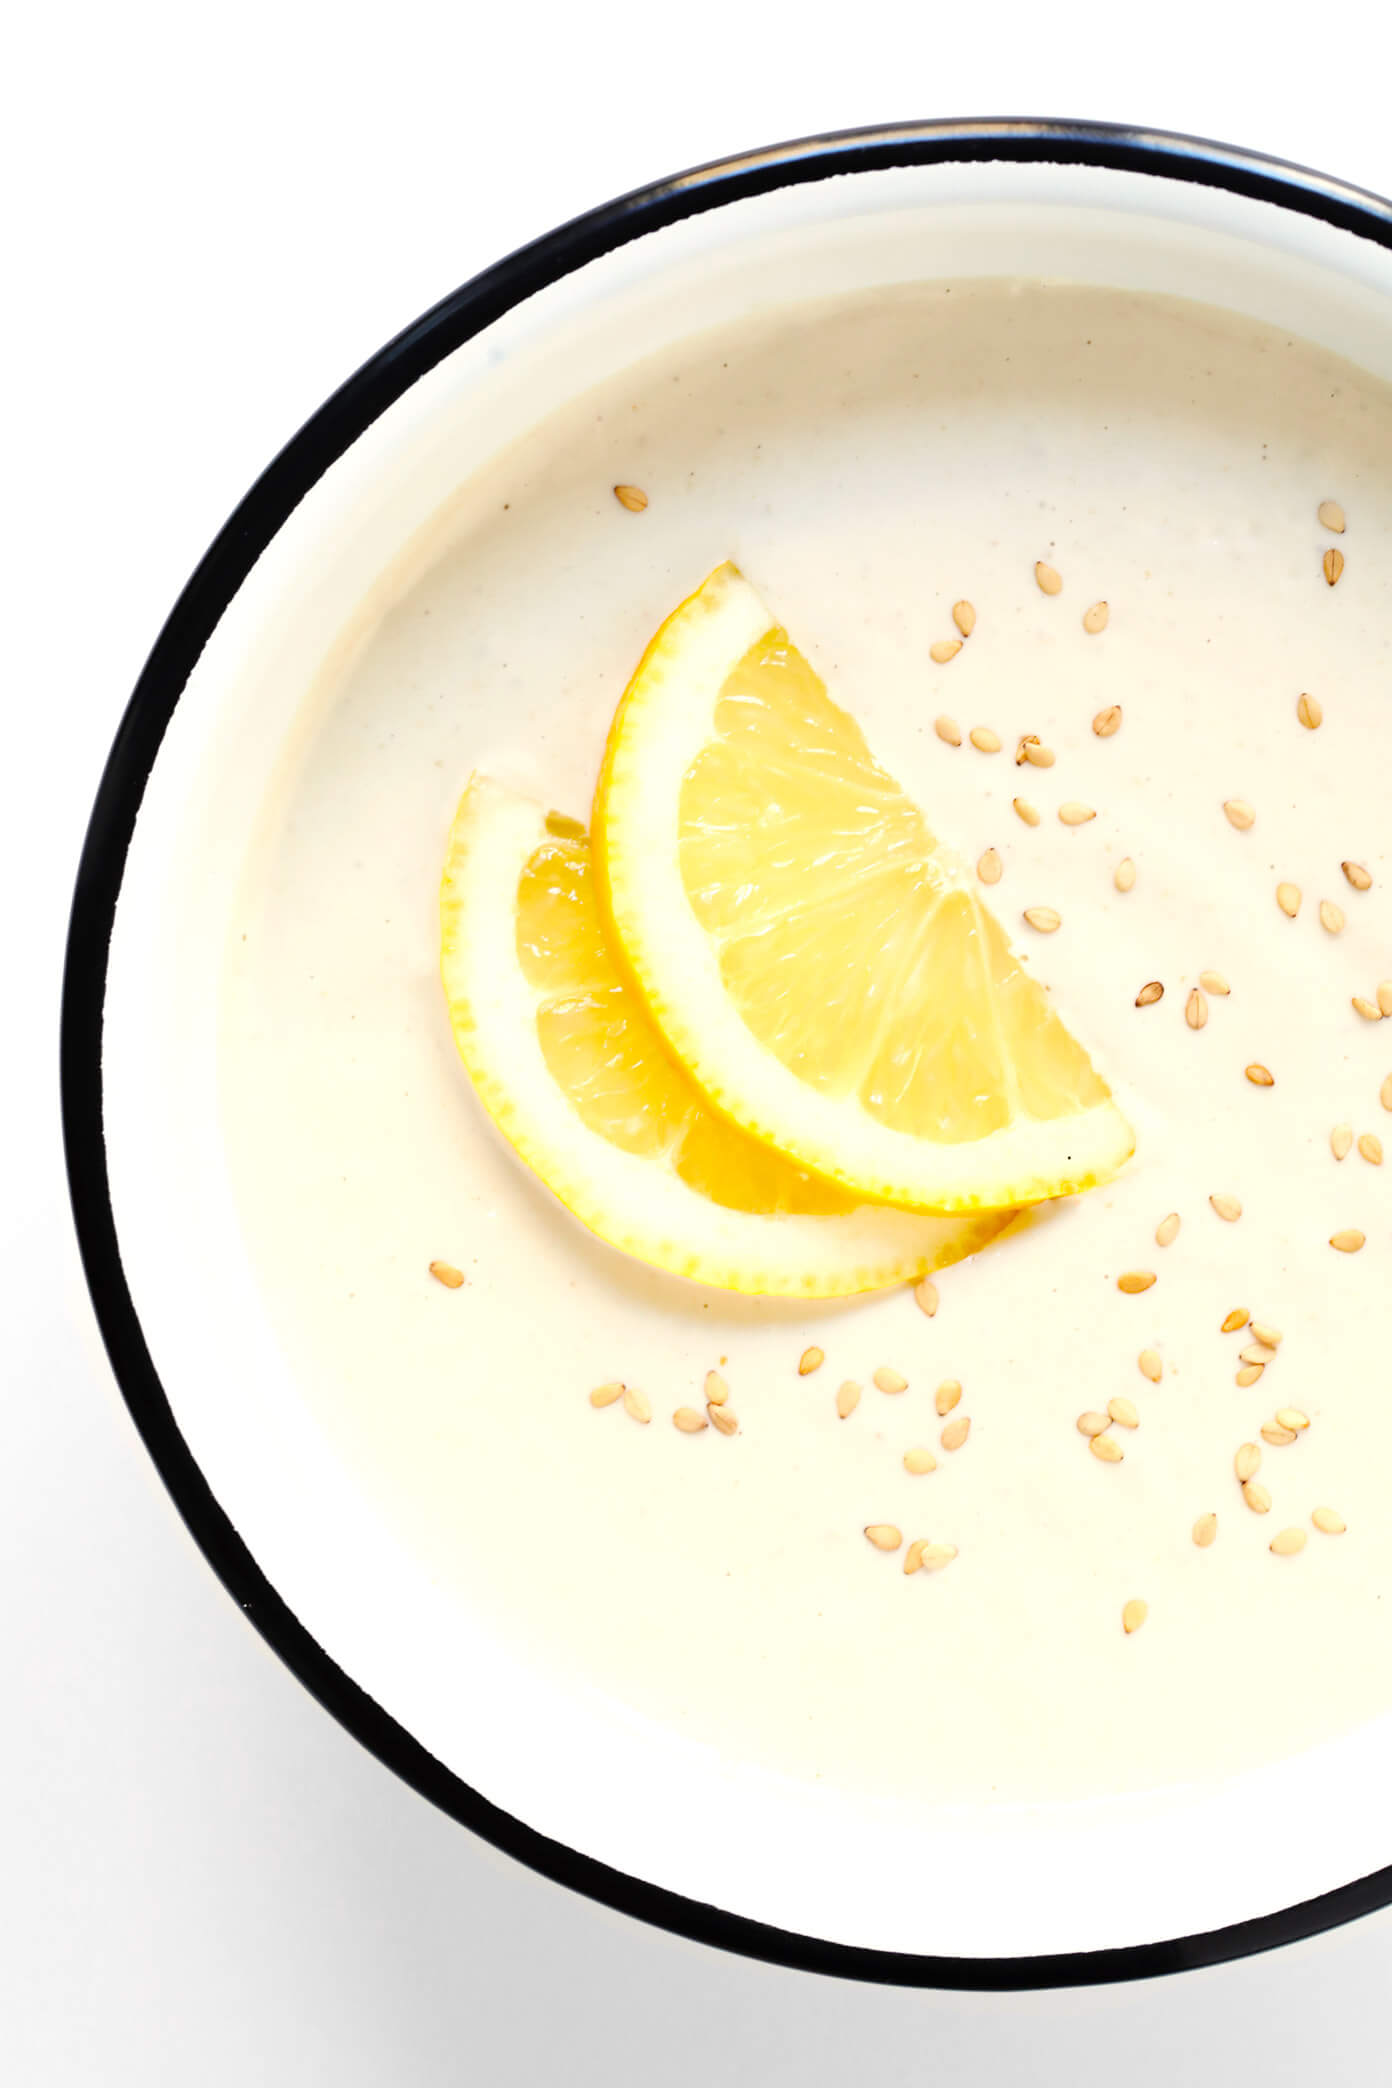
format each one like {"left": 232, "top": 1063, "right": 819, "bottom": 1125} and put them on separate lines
{"left": 61, "top": 116, "right": 1392, "bottom": 1990}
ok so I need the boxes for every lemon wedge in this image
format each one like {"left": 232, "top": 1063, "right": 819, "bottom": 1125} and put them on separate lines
{"left": 439, "top": 776, "right": 1011, "bottom": 1294}
{"left": 593, "top": 564, "right": 1133, "bottom": 1213}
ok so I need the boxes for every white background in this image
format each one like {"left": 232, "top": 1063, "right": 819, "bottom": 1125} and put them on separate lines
{"left": 8, "top": 4, "right": 1392, "bottom": 2079}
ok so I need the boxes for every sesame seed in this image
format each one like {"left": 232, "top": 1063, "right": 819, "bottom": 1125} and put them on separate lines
{"left": 935, "top": 1379, "right": 963, "bottom": 1416}
{"left": 913, "top": 1278, "right": 939, "bottom": 1318}
{"left": 1312, "top": 1507, "right": 1347, "bottom": 1534}
{"left": 1136, "top": 981, "right": 1164, "bottom": 1007}
{"left": 1246, "top": 1064, "right": 1275, "bottom": 1087}
{"left": 1093, "top": 704, "right": 1123, "bottom": 737}
{"left": 1236, "top": 1364, "right": 1265, "bottom": 1388}
{"left": 1379, "top": 983, "right": 1392, "bottom": 1018}
{"left": 903, "top": 1539, "right": 927, "bottom": 1575}
{"left": 612, "top": 483, "right": 648, "bottom": 511}
{"left": 1108, "top": 1396, "right": 1140, "bottom": 1429}
{"left": 1114, "top": 857, "right": 1137, "bottom": 892}
{"left": 1023, "top": 740, "right": 1057, "bottom": 768}
{"left": 1324, "top": 547, "right": 1345, "bottom": 586}
{"left": 977, "top": 847, "right": 1003, "bottom": 885}
{"left": 969, "top": 726, "right": 1001, "bottom": 752}
{"left": 1235, "top": 1442, "right": 1262, "bottom": 1482}
{"left": 1242, "top": 1480, "right": 1272, "bottom": 1514}
{"left": 1013, "top": 797, "right": 1041, "bottom": 826}
{"left": 1139, "top": 1348, "right": 1163, "bottom": 1381}
{"left": 1186, "top": 987, "right": 1209, "bottom": 1030}
{"left": 1082, "top": 600, "right": 1109, "bottom": 634}
{"left": 704, "top": 1370, "right": 728, "bottom": 1405}
{"left": 930, "top": 639, "right": 963, "bottom": 665}
{"left": 798, "top": 1346, "right": 825, "bottom": 1376}
{"left": 940, "top": 1415, "right": 971, "bottom": 1451}
{"left": 1261, "top": 1423, "right": 1298, "bottom": 1447}
{"left": 1199, "top": 970, "right": 1230, "bottom": 995}
{"left": 1275, "top": 1407, "right": 1310, "bottom": 1431}
{"left": 918, "top": 1543, "right": 959, "bottom": 1574}
{"left": 673, "top": 1406, "right": 708, "bottom": 1433}
{"left": 1250, "top": 1323, "right": 1283, "bottom": 1347}
{"left": 1023, "top": 906, "right": 1062, "bottom": 932}
{"left": 1332, "top": 1123, "right": 1353, "bottom": 1160}
{"left": 1221, "top": 1308, "right": 1250, "bottom": 1333}
{"left": 1330, "top": 1229, "right": 1366, "bottom": 1252}
{"left": 1342, "top": 860, "right": 1373, "bottom": 891}
{"left": 1357, "top": 1131, "right": 1384, "bottom": 1168}
{"left": 1276, "top": 882, "right": 1302, "bottom": 918}
{"left": 1210, "top": 1193, "right": 1242, "bottom": 1222}
{"left": 1241, "top": 1342, "right": 1278, "bottom": 1365}
{"left": 1035, "top": 560, "right": 1063, "bottom": 595}
{"left": 622, "top": 1386, "right": 651, "bottom": 1424}
{"left": 709, "top": 1403, "right": 739, "bottom": 1436}
{"left": 1090, "top": 1432, "right": 1124, "bottom": 1462}
{"left": 1318, "top": 498, "right": 1347, "bottom": 533}
{"left": 428, "top": 1260, "right": 465, "bottom": 1288}
{"left": 1155, "top": 1212, "right": 1181, "bottom": 1247}
{"left": 1383, "top": 1076, "right": 1392, "bottom": 1112}
{"left": 1319, "top": 899, "right": 1345, "bottom": 934}
{"left": 1118, "top": 1270, "right": 1157, "bottom": 1293}
{"left": 874, "top": 1366, "right": 908, "bottom": 1394}
{"left": 589, "top": 1381, "right": 625, "bottom": 1408}
{"left": 1059, "top": 802, "right": 1096, "bottom": 825}
{"left": 1122, "top": 1599, "right": 1148, "bottom": 1634}
{"left": 1297, "top": 692, "right": 1324, "bottom": 729}
{"left": 1270, "top": 1527, "right": 1307, "bottom": 1555}
{"left": 935, "top": 715, "right": 963, "bottom": 746}
{"left": 1193, "top": 1512, "right": 1218, "bottom": 1547}
{"left": 1077, "top": 1410, "right": 1110, "bottom": 1436}
{"left": 952, "top": 600, "right": 977, "bottom": 637}
{"left": 904, "top": 1447, "right": 938, "bottom": 1474}
{"left": 864, "top": 1524, "right": 902, "bottom": 1552}
{"left": 1224, "top": 799, "right": 1256, "bottom": 830}
{"left": 836, "top": 1380, "right": 862, "bottom": 1419}
{"left": 1352, "top": 996, "right": 1382, "bottom": 1022}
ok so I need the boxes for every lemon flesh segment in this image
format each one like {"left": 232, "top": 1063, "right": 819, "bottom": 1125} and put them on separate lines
{"left": 439, "top": 775, "right": 1012, "bottom": 1295}
{"left": 594, "top": 563, "right": 1133, "bottom": 1213}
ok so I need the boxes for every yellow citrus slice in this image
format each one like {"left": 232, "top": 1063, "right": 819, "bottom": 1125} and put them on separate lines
{"left": 439, "top": 775, "right": 1011, "bottom": 1295}
{"left": 593, "top": 563, "right": 1133, "bottom": 1213}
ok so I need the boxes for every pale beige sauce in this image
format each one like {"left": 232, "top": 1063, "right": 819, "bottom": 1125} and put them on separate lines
{"left": 222, "top": 281, "right": 1392, "bottom": 1805}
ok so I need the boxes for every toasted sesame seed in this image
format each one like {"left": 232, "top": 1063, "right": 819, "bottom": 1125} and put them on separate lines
{"left": 874, "top": 1366, "right": 908, "bottom": 1395}
{"left": 613, "top": 483, "right": 648, "bottom": 511}
{"left": 704, "top": 1370, "right": 728, "bottom": 1406}
{"left": 1324, "top": 547, "right": 1345, "bottom": 586}
{"left": 1318, "top": 498, "right": 1347, "bottom": 533}
{"left": 1243, "top": 1480, "right": 1272, "bottom": 1514}
{"left": 1114, "top": 857, "right": 1137, "bottom": 892}
{"left": 940, "top": 1415, "right": 971, "bottom": 1451}
{"left": 1353, "top": 996, "right": 1382, "bottom": 1022}
{"left": 1199, "top": 970, "right": 1230, "bottom": 995}
{"left": 836, "top": 1380, "right": 861, "bottom": 1419}
{"left": 1271, "top": 1527, "right": 1307, "bottom": 1556}
{"left": 1312, "top": 1507, "right": 1347, "bottom": 1534}
{"left": 1241, "top": 1342, "right": 1278, "bottom": 1365}
{"left": 709, "top": 1403, "right": 739, "bottom": 1435}
{"left": 1379, "top": 983, "right": 1392, "bottom": 1019}
{"left": 1210, "top": 1193, "right": 1241, "bottom": 1221}
{"left": 1082, "top": 600, "right": 1109, "bottom": 634}
{"left": 1221, "top": 1308, "right": 1250, "bottom": 1333}
{"left": 1246, "top": 1064, "right": 1275, "bottom": 1087}
{"left": 952, "top": 599, "right": 977, "bottom": 637}
{"left": 1332, "top": 1123, "right": 1354, "bottom": 1160}
{"left": 864, "top": 1524, "right": 902, "bottom": 1552}
{"left": 1139, "top": 1348, "right": 1163, "bottom": 1381}
{"left": 589, "top": 1381, "right": 625, "bottom": 1408}
{"left": 969, "top": 726, "right": 1001, "bottom": 752}
{"left": 1136, "top": 980, "right": 1164, "bottom": 1007}
{"left": 1360, "top": 1131, "right": 1384, "bottom": 1165}
{"left": 1015, "top": 733, "right": 1038, "bottom": 765}
{"left": 904, "top": 1447, "right": 938, "bottom": 1474}
{"left": 673, "top": 1406, "right": 708, "bottom": 1433}
{"left": 1035, "top": 560, "right": 1063, "bottom": 595}
{"left": 1118, "top": 1270, "right": 1156, "bottom": 1293}
{"left": 935, "top": 1379, "right": 963, "bottom": 1416}
{"left": 1261, "top": 1423, "right": 1298, "bottom": 1447}
{"left": 930, "top": 639, "right": 963, "bottom": 665}
{"left": 1186, "top": 987, "right": 1209, "bottom": 1030}
{"left": 1331, "top": 1229, "right": 1366, "bottom": 1253}
{"left": 1235, "top": 1442, "right": 1262, "bottom": 1482}
{"left": 977, "top": 847, "right": 1003, "bottom": 885}
{"left": 1013, "top": 797, "right": 1041, "bottom": 826}
{"left": 935, "top": 715, "right": 963, "bottom": 746}
{"left": 1122, "top": 1599, "right": 1148, "bottom": 1634}
{"left": 1343, "top": 860, "right": 1373, "bottom": 891}
{"left": 1108, "top": 1396, "right": 1140, "bottom": 1429}
{"left": 1236, "top": 1363, "right": 1266, "bottom": 1388}
{"left": 1093, "top": 704, "right": 1123, "bottom": 738}
{"left": 1276, "top": 882, "right": 1302, "bottom": 918}
{"left": 1297, "top": 691, "right": 1324, "bottom": 730}
{"left": 1193, "top": 1512, "right": 1218, "bottom": 1548}
{"left": 1077, "top": 1410, "right": 1110, "bottom": 1437}
{"left": 1023, "top": 741, "right": 1057, "bottom": 768}
{"left": 903, "top": 1539, "right": 927, "bottom": 1575}
{"left": 1059, "top": 802, "right": 1096, "bottom": 827}
{"left": 622, "top": 1386, "right": 651, "bottom": 1424}
{"left": 1090, "top": 1432, "right": 1124, "bottom": 1462}
{"left": 798, "top": 1346, "right": 825, "bottom": 1376}
{"left": 1023, "top": 906, "right": 1062, "bottom": 933}
{"left": 1156, "top": 1212, "right": 1181, "bottom": 1247}
{"left": 1250, "top": 1322, "right": 1283, "bottom": 1347}
{"left": 1319, "top": 899, "right": 1345, "bottom": 935}
{"left": 1275, "top": 1407, "right": 1310, "bottom": 1431}
{"left": 1383, "top": 1076, "right": 1392, "bottom": 1112}
{"left": 428, "top": 1260, "right": 465, "bottom": 1288}
{"left": 913, "top": 1278, "right": 939, "bottom": 1318}
{"left": 1224, "top": 799, "right": 1256, "bottom": 830}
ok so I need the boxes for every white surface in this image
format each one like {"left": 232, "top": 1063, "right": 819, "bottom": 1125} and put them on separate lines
{"left": 9, "top": 1, "right": 1392, "bottom": 2077}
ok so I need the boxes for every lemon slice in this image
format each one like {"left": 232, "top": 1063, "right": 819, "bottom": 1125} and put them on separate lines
{"left": 593, "top": 564, "right": 1133, "bottom": 1213}
{"left": 439, "top": 776, "right": 1010, "bottom": 1295}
